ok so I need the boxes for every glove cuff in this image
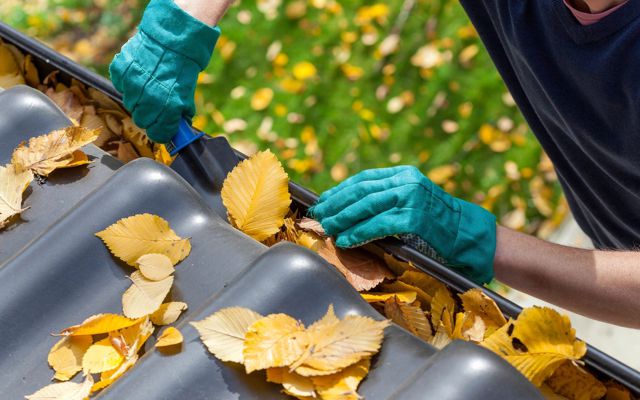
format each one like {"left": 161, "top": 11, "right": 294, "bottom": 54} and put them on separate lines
{"left": 450, "top": 199, "right": 497, "bottom": 284}
{"left": 140, "top": 0, "right": 221, "bottom": 70}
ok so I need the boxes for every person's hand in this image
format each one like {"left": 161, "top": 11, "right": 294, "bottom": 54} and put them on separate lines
{"left": 310, "top": 166, "right": 497, "bottom": 284}
{"left": 109, "top": 0, "right": 225, "bottom": 143}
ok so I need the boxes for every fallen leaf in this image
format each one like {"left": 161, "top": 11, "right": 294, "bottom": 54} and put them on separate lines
{"left": 311, "top": 358, "right": 371, "bottom": 400}
{"left": 382, "top": 253, "right": 419, "bottom": 276}
{"left": 0, "top": 44, "right": 25, "bottom": 89}
{"left": 47, "top": 335, "right": 93, "bottom": 381}
{"left": 191, "top": 307, "right": 263, "bottom": 363}
{"left": 317, "top": 238, "right": 393, "bottom": 292}
{"left": 243, "top": 313, "right": 309, "bottom": 373}
{"left": 451, "top": 311, "right": 486, "bottom": 343}
{"left": 95, "top": 213, "right": 191, "bottom": 266}
{"left": 296, "top": 217, "right": 326, "bottom": 236}
{"left": 26, "top": 375, "right": 93, "bottom": 400}
{"left": 397, "top": 271, "right": 448, "bottom": 302}
{"left": 150, "top": 302, "right": 188, "bottom": 325}
{"left": 267, "top": 367, "right": 316, "bottom": 398}
{"left": 117, "top": 141, "right": 138, "bottom": 163}
{"left": 380, "top": 280, "right": 431, "bottom": 307}
{"left": 604, "top": 381, "right": 634, "bottom": 400}
{"left": 122, "top": 271, "right": 174, "bottom": 319}
{"left": 91, "top": 355, "right": 138, "bottom": 393}
{"left": 430, "top": 288, "right": 456, "bottom": 331}
{"left": 156, "top": 327, "right": 183, "bottom": 348}
{"left": 0, "top": 164, "right": 33, "bottom": 229}
{"left": 82, "top": 337, "right": 124, "bottom": 374}
{"left": 11, "top": 126, "right": 99, "bottom": 176}
{"left": 292, "top": 312, "right": 388, "bottom": 375}
{"left": 459, "top": 288, "right": 506, "bottom": 337}
{"left": 136, "top": 253, "right": 175, "bottom": 281}
{"left": 481, "top": 308, "right": 587, "bottom": 386}
{"left": 546, "top": 361, "right": 606, "bottom": 400}
{"left": 61, "top": 314, "right": 142, "bottom": 336}
{"left": 221, "top": 150, "right": 291, "bottom": 241}
{"left": 384, "top": 297, "right": 432, "bottom": 342}
{"left": 362, "top": 291, "right": 417, "bottom": 304}
{"left": 121, "top": 117, "right": 154, "bottom": 158}
{"left": 154, "top": 144, "right": 173, "bottom": 166}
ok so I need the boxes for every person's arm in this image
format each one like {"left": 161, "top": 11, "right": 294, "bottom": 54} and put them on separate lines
{"left": 174, "top": 0, "right": 233, "bottom": 26}
{"left": 494, "top": 226, "right": 640, "bottom": 329}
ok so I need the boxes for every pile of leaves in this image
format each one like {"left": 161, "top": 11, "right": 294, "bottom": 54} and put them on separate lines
{"left": 220, "top": 149, "right": 636, "bottom": 400}
{"left": 191, "top": 305, "right": 388, "bottom": 399}
{"left": 0, "top": 39, "right": 171, "bottom": 165}
{"left": 27, "top": 214, "right": 190, "bottom": 399}
{"left": 1, "top": 125, "right": 100, "bottom": 229}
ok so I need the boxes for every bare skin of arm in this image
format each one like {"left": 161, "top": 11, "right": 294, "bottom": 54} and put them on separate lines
{"left": 174, "top": 0, "right": 235, "bottom": 26}
{"left": 494, "top": 226, "right": 640, "bottom": 329}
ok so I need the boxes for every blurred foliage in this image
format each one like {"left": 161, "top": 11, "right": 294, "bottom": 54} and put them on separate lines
{"left": 0, "top": 0, "right": 566, "bottom": 237}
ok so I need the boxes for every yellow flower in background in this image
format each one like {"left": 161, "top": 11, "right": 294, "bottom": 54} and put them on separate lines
{"left": 341, "top": 63, "right": 364, "bottom": 81}
{"left": 292, "top": 61, "right": 317, "bottom": 81}
{"left": 251, "top": 88, "right": 274, "bottom": 111}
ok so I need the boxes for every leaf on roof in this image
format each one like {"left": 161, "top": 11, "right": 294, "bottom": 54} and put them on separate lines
{"left": 26, "top": 375, "right": 93, "bottom": 400}
{"left": 122, "top": 271, "right": 174, "bottom": 319}
{"left": 0, "top": 164, "right": 33, "bottom": 229}
{"left": 155, "top": 327, "right": 183, "bottom": 348}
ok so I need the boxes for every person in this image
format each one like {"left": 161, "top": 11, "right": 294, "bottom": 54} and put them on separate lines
{"left": 110, "top": 0, "right": 640, "bottom": 329}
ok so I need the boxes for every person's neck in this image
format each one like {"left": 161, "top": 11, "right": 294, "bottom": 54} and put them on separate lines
{"left": 573, "top": 0, "right": 626, "bottom": 13}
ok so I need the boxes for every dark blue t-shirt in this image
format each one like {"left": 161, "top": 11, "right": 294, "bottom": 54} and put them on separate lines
{"left": 460, "top": 0, "right": 640, "bottom": 249}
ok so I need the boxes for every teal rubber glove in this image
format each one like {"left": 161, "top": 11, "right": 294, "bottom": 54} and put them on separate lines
{"left": 109, "top": 0, "right": 220, "bottom": 143}
{"left": 309, "top": 166, "right": 497, "bottom": 284}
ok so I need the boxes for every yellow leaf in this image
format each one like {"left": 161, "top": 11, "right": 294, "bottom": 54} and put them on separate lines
{"left": 430, "top": 288, "right": 456, "bottom": 330}
{"left": 604, "top": 381, "right": 634, "bottom": 400}
{"left": 26, "top": 375, "right": 93, "bottom": 400}
{"left": 429, "top": 322, "right": 453, "bottom": 350}
{"left": 221, "top": 150, "right": 291, "bottom": 241}
{"left": 397, "top": 271, "right": 448, "bottom": 302}
{"left": 136, "top": 253, "right": 175, "bottom": 281}
{"left": 382, "top": 253, "right": 419, "bottom": 276}
{"left": 91, "top": 354, "right": 138, "bottom": 393}
{"left": 267, "top": 367, "right": 316, "bottom": 398}
{"left": 0, "top": 44, "right": 25, "bottom": 89}
{"left": 546, "top": 361, "right": 606, "bottom": 400}
{"left": 61, "top": 313, "right": 142, "bottom": 336}
{"left": 0, "top": 164, "right": 33, "bottom": 229}
{"left": 11, "top": 126, "right": 99, "bottom": 176}
{"left": 311, "top": 358, "right": 370, "bottom": 400}
{"left": 317, "top": 238, "right": 393, "bottom": 292}
{"left": 384, "top": 297, "right": 432, "bottom": 342}
{"left": 156, "top": 327, "right": 183, "bottom": 348}
{"left": 95, "top": 213, "right": 191, "bottom": 266}
{"left": 451, "top": 311, "right": 486, "bottom": 343}
{"left": 251, "top": 88, "right": 274, "bottom": 111}
{"left": 292, "top": 61, "right": 317, "bottom": 81}
{"left": 121, "top": 117, "right": 153, "bottom": 158}
{"left": 191, "top": 307, "right": 263, "bottom": 363}
{"left": 47, "top": 335, "right": 93, "bottom": 381}
{"left": 111, "top": 317, "right": 155, "bottom": 358}
{"left": 292, "top": 312, "right": 388, "bottom": 375}
{"left": 380, "top": 280, "right": 431, "bottom": 306}
{"left": 361, "top": 291, "right": 417, "bottom": 304}
{"left": 122, "top": 271, "right": 174, "bottom": 318}
{"left": 154, "top": 144, "right": 174, "bottom": 166}
{"left": 150, "top": 302, "right": 188, "bottom": 325}
{"left": 459, "top": 288, "right": 507, "bottom": 337}
{"left": 82, "top": 337, "right": 124, "bottom": 374}
{"left": 243, "top": 314, "right": 309, "bottom": 373}
{"left": 481, "top": 308, "right": 587, "bottom": 386}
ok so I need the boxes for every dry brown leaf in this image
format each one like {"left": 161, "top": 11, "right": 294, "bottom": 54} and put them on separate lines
{"left": 156, "top": 327, "right": 183, "bottom": 348}
{"left": 430, "top": 288, "right": 456, "bottom": 330}
{"left": 604, "top": 381, "right": 635, "bottom": 400}
{"left": 296, "top": 217, "right": 326, "bottom": 236}
{"left": 121, "top": 117, "right": 154, "bottom": 158}
{"left": 382, "top": 253, "right": 419, "bottom": 276}
{"left": 95, "top": 213, "right": 191, "bottom": 266}
{"left": 380, "top": 280, "right": 431, "bottom": 307}
{"left": 546, "top": 361, "right": 606, "bottom": 400}
{"left": 47, "top": 335, "right": 93, "bottom": 381}
{"left": 0, "top": 43, "right": 25, "bottom": 89}
{"left": 26, "top": 375, "right": 93, "bottom": 400}
{"left": 117, "top": 141, "right": 139, "bottom": 163}
{"left": 44, "top": 87, "right": 83, "bottom": 122}
{"left": 11, "top": 126, "right": 99, "bottom": 176}
{"left": 398, "top": 271, "right": 448, "bottom": 302}
{"left": 384, "top": 297, "right": 432, "bottom": 342}
{"left": 243, "top": 314, "right": 309, "bottom": 373}
{"left": 191, "top": 307, "right": 264, "bottom": 364}
{"left": 221, "top": 150, "right": 291, "bottom": 241}
{"left": 61, "top": 313, "right": 142, "bottom": 336}
{"left": 317, "top": 238, "right": 393, "bottom": 292}
{"left": 0, "top": 163, "right": 33, "bottom": 229}
{"left": 150, "top": 302, "right": 188, "bottom": 325}
{"left": 122, "top": 271, "right": 174, "bottom": 319}
{"left": 136, "top": 253, "right": 175, "bottom": 281}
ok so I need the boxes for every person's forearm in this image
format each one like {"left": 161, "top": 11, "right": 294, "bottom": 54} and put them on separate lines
{"left": 174, "top": 0, "right": 233, "bottom": 26}
{"left": 493, "top": 226, "right": 640, "bottom": 328}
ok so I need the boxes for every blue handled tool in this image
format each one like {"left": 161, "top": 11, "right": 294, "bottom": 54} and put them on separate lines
{"left": 166, "top": 118, "right": 205, "bottom": 156}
